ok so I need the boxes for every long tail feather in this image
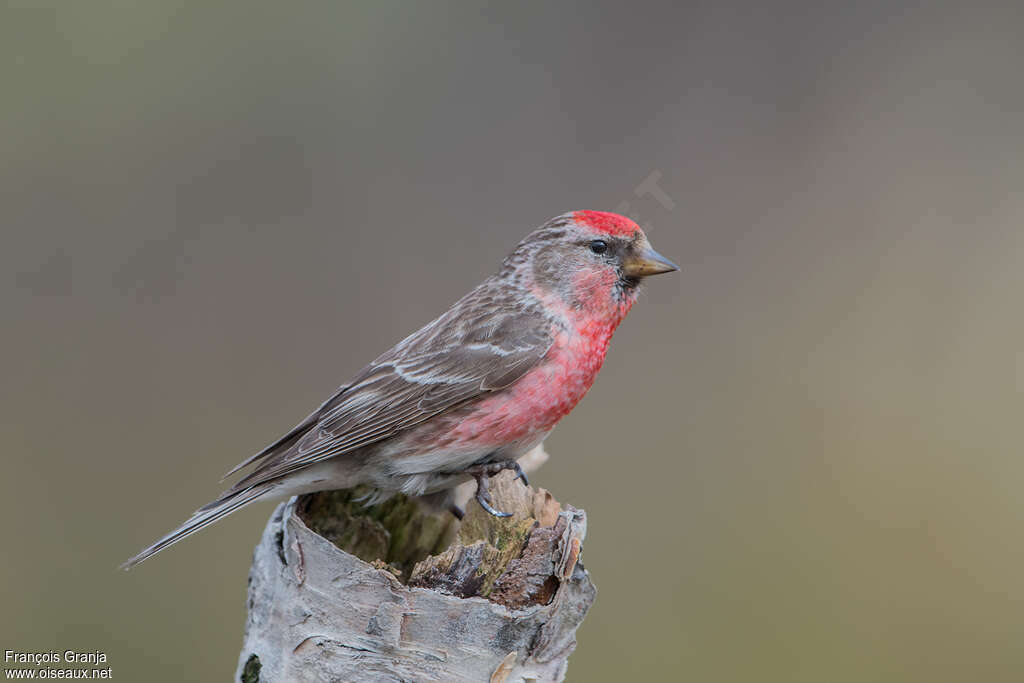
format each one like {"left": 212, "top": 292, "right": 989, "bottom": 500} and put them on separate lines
{"left": 120, "top": 485, "right": 271, "bottom": 570}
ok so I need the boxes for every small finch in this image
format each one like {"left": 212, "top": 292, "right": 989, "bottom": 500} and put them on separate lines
{"left": 123, "top": 211, "right": 677, "bottom": 568}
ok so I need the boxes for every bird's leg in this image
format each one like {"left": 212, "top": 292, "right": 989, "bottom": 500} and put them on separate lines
{"left": 461, "top": 459, "right": 529, "bottom": 518}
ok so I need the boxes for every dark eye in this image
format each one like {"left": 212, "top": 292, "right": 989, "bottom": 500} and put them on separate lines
{"left": 589, "top": 240, "right": 608, "bottom": 254}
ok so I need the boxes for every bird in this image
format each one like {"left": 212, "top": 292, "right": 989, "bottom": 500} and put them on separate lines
{"left": 122, "top": 211, "right": 677, "bottom": 569}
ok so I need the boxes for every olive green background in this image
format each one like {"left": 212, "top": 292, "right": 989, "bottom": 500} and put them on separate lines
{"left": 4, "top": 2, "right": 1024, "bottom": 681}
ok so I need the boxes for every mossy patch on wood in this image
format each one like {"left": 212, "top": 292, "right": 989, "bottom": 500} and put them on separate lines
{"left": 298, "top": 486, "right": 456, "bottom": 580}
{"left": 240, "top": 654, "right": 260, "bottom": 683}
{"left": 296, "top": 472, "right": 566, "bottom": 607}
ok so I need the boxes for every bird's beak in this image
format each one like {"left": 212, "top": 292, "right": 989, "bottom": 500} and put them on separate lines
{"left": 622, "top": 245, "right": 679, "bottom": 278}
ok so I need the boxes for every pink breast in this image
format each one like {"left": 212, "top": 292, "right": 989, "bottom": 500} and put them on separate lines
{"left": 446, "top": 323, "right": 615, "bottom": 447}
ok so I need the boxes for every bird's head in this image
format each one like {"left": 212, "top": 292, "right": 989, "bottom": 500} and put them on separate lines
{"left": 503, "top": 211, "right": 677, "bottom": 321}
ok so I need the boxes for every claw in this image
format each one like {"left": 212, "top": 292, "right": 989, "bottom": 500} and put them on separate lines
{"left": 510, "top": 461, "right": 529, "bottom": 487}
{"left": 476, "top": 487, "right": 512, "bottom": 518}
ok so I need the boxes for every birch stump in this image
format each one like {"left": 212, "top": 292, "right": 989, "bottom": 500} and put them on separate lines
{"left": 235, "top": 446, "right": 596, "bottom": 682}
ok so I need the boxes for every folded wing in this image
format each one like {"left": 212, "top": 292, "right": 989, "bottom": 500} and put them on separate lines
{"left": 226, "top": 283, "right": 554, "bottom": 492}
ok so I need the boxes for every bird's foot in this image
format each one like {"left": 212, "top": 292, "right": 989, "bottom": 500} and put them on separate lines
{"left": 474, "top": 473, "right": 511, "bottom": 518}
{"left": 463, "top": 459, "right": 529, "bottom": 518}
{"left": 468, "top": 459, "right": 529, "bottom": 486}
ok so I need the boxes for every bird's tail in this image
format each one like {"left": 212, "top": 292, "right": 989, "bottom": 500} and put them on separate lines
{"left": 120, "top": 484, "right": 271, "bottom": 570}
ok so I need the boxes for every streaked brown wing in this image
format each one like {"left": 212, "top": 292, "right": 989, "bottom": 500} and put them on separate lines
{"left": 229, "top": 281, "right": 553, "bottom": 490}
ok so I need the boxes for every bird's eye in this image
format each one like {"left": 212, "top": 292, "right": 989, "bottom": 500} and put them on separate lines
{"left": 589, "top": 240, "right": 608, "bottom": 254}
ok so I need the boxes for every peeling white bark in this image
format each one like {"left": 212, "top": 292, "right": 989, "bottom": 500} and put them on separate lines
{"left": 236, "top": 448, "right": 595, "bottom": 683}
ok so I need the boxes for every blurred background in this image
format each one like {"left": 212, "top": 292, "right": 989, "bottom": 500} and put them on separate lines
{"left": 4, "top": 1, "right": 1024, "bottom": 681}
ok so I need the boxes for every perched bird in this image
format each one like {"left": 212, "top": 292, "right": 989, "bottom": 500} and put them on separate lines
{"left": 123, "top": 211, "right": 677, "bottom": 568}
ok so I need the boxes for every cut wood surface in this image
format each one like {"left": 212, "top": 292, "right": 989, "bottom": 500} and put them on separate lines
{"left": 236, "top": 445, "right": 596, "bottom": 682}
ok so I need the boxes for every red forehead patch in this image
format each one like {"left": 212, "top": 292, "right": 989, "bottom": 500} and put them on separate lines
{"left": 572, "top": 210, "right": 640, "bottom": 237}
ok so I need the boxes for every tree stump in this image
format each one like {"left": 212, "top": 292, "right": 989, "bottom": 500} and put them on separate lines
{"left": 235, "top": 446, "right": 596, "bottom": 682}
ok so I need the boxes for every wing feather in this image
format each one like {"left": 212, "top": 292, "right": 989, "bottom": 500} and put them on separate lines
{"left": 226, "top": 281, "right": 554, "bottom": 490}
